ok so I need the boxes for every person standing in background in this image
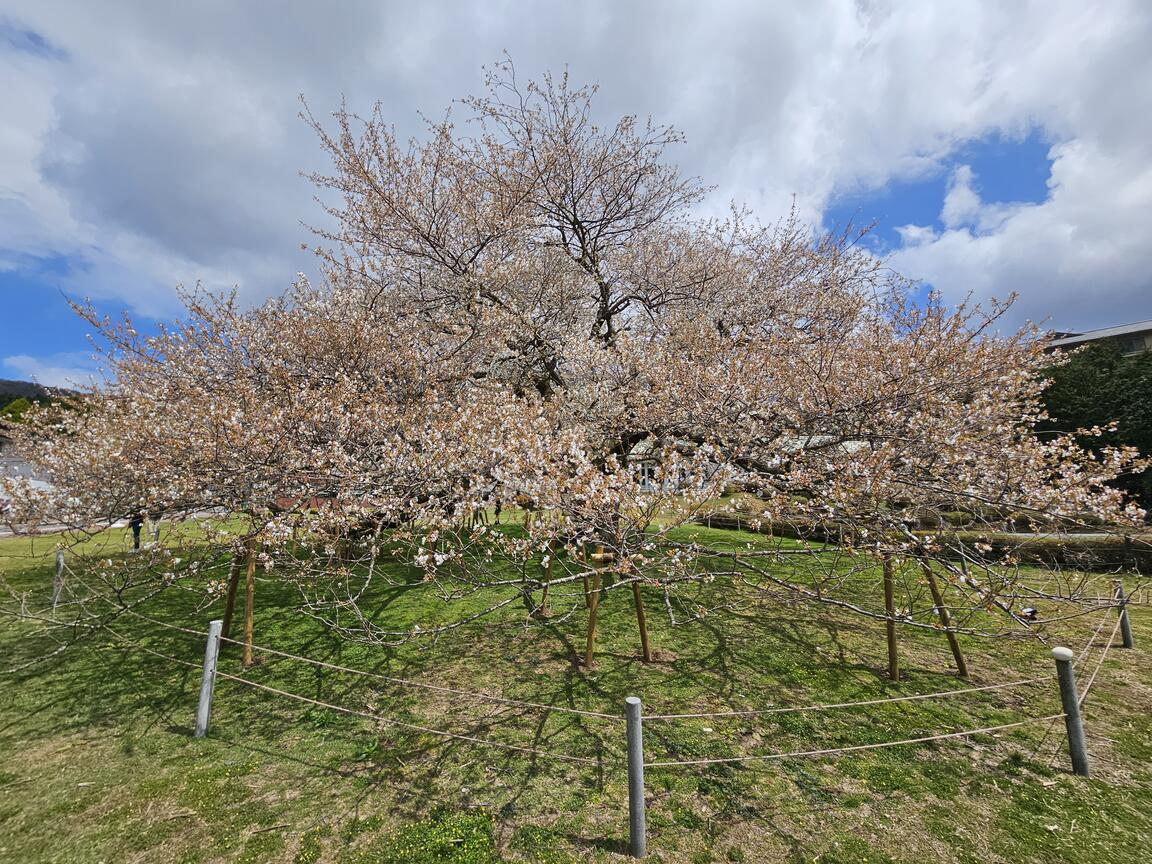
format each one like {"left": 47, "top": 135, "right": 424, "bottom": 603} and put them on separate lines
{"left": 129, "top": 512, "right": 144, "bottom": 550}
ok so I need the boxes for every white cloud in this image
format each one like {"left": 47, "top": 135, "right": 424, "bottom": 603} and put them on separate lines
{"left": 940, "top": 166, "right": 981, "bottom": 230}
{"left": 2, "top": 352, "right": 99, "bottom": 389}
{"left": 895, "top": 223, "right": 937, "bottom": 247}
{"left": 0, "top": 0, "right": 1149, "bottom": 329}
{"left": 890, "top": 138, "right": 1152, "bottom": 329}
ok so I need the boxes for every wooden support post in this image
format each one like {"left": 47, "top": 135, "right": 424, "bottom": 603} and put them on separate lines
{"left": 632, "top": 581, "right": 652, "bottom": 662}
{"left": 242, "top": 536, "right": 256, "bottom": 668}
{"left": 883, "top": 556, "right": 899, "bottom": 682}
{"left": 220, "top": 548, "right": 244, "bottom": 640}
{"left": 538, "top": 539, "right": 556, "bottom": 617}
{"left": 584, "top": 545, "right": 604, "bottom": 668}
{"left": 920, "top": 560, "right": 968, "bottom": 678}
{"left": 584, "top": 569, "right": 602, "bottom": 668}
{"left": 581, "top": 542, "right": 592, "bottom": 608}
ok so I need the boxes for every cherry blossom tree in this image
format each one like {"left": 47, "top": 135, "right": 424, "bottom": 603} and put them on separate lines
{"left": 3, "top": 61, "right": 1146, "bottom": 674}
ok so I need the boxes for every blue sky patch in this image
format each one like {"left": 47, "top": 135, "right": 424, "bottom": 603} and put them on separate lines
{"left": 0, "top": 255, "right": 155, "bottom": 382}
{"left": 824, "top": 128, "right": 1054, "bottom": 249}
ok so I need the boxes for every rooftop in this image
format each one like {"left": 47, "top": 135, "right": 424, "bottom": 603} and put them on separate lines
{"left": 1046, "top": 318, "right": 1152, "bottom": 350}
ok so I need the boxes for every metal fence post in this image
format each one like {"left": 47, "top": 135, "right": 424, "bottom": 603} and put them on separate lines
{"left": 625, "top": 696, "right": 647, "bottom": 858}
{"left": 52, "top": 549, "right": 65, "bottom": 610}
{"left": 1113, "top": 580, "right": 1135, "bottom": 649}
{"left": 195, "top": 619, "right": 223, "bottom": 738}
{"left": 1051, "top": 647, "right": 1090, "bottom": 777}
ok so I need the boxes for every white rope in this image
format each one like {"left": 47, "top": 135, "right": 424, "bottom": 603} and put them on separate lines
{"left": 644, "top": 714, "right": 1066, "bottom": 768}
{"left": 1074, "top": 604, "right": 1116, "bottom": 670}
{"left": 216, "top": 635, "right": 620, "bottom": 721}
{"left": 213, "top": 669, "right": 601, "bottom": 765}
{"left": 119, "top": 606, "right": 619, "bottom": 720}
{"left": 105, "top": 626, "right": 600, "bottom": 765}
{"left": 1077, "top": 614, "right": 1126, "bottom": 707}
{"left": 1029, "top": 603, "right": 1119, "bottom": 760}
{"left": 643, "top": 677, "right": 1046, "bottom": 721}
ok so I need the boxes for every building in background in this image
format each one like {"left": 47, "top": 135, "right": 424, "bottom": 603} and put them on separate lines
{"left": 1047, "top": 320, "right": 1152, "bottom": 355}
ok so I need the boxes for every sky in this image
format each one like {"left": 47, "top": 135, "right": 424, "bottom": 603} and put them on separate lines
{"left": 1, "top": 0, "right": 1150, "bottom": 387}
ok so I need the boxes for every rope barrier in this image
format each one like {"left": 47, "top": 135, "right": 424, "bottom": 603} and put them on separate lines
{"left": 1074, "top": 604, "right": 1117, "bottom": 670}
{"left": 644, "top": 714, "right": 1066, "bottom": 768}
{"left": 114, "top": 599, "right": 1056, "bottom": 726}
{"left": 103, "top": 626, "right": 601, "bottom": 765}
{"left": 215, "top": 635, "right": 620, "bottom": 721}
{"left": 211, "top": 670, "right": 602, "bottom": 765}
{"left": 643, "top": 677, "right": 1046, "bottom": 721}
{"left": 1040, "top": 616, "right": 1127, "bottom": 771}
{"left": 118, "top": 606, "right": 619, "bottom": 721}
{"left": 1028, "top": 602, "right": 1120, "bottom": 761}
{"left": 54, "top": 556, "right": 1139, "bottom": 785}
{"left": 1077, "top": 614, "right": 1126, "bottom": 707}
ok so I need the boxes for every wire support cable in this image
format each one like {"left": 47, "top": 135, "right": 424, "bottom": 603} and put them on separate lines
{"left": 216, "top": 634, "right": 620, "bottom": 721}
{"left": 643, "top": 677, "right": 1047, "bottom": 722}
{"left": 1074, "top": 605, "right": 1117, "bottom": 670}
{"left": 105, "top": 626, "right": 601, "bottom": 765}
{"left": 644, "top": 714, "right": 1066, "bottom": 768}
{"left": 117, "top": 606, "right": 207, "bottom": 637}
{"left": 1077, "top": 614, "right": 1126, "bottom": 707}
{"left": 116, "top": 605, "right": 618, "bottom": 721}
{"left": 211, "top": 669, "right": 602, "bottom": 765}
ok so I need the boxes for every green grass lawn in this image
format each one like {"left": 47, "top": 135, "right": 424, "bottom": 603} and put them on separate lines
{"left": 0, "top": 522, "right": 1149, "bottom": 863}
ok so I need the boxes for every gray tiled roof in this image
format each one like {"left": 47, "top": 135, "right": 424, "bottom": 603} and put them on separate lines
{"left": 1046, "top": 319, "right": 1152, "bottom": 349}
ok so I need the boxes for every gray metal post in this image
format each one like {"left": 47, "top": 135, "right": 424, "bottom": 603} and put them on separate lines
{"left": 194, "top": 619, "right": 223, "bottom": 738}
{"left": 52, "top": 549, "right": 65, "bottom": 610}
{"left": 1051, "top": 647, "right": 1090, "bottom": 777}
{"left": 1113, "top": 580, "right": 1135, "bottom": 649}
{"left": 625, "top": 696, "right": 647, "bottom": 858}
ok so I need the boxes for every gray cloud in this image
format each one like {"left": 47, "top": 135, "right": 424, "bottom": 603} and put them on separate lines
{"left": 1, "top": 0, "right": 1150, "bottom": 329}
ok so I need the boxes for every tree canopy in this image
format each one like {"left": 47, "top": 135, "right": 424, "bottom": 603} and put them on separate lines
{"left": 2, "top": 63, "right": 1146, "bottom": 665}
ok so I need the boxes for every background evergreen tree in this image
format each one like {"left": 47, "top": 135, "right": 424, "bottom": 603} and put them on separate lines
{"left": 1039, "top": 342, "right": 1152, "bottom": 513}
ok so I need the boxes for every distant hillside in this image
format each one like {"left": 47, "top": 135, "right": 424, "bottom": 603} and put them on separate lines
{"left": 0, "top": 379, "right": 60, "bottom": 401}
{"left": 0, "top": 379, "right": 77, "bottom": 416}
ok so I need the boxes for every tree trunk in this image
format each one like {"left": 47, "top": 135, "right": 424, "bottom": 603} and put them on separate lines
{"left": 632, "top": 581, "right": 652, "bottom": 662}
{"left": 538, "top": 539, "right": 556, "bottom": 617}
{"left": 581, "top": 542, "right": 592, "bottom": 608}
{"left": 219, "top": 546, "right": 244, "bottom": 640}
{"left": 242, "top": 536, "right": 257, "bottom": 668}
{"left": 920, "top": 559, "right": 969, "bottom": 678}
{"left": 883, "top": 556, "right": 899, "bottom": 682}
{"left": 584, "top": 545, "right": 604, "bottom": 667}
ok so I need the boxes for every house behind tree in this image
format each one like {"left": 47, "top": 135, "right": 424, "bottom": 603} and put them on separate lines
{"left": 1047, "top": 319, "right": 1152, "bottom": 356}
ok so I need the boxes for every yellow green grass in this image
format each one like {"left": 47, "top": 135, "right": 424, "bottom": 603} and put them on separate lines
{"left": 0, "top": 523, "right": 1149, "bottom": 862}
